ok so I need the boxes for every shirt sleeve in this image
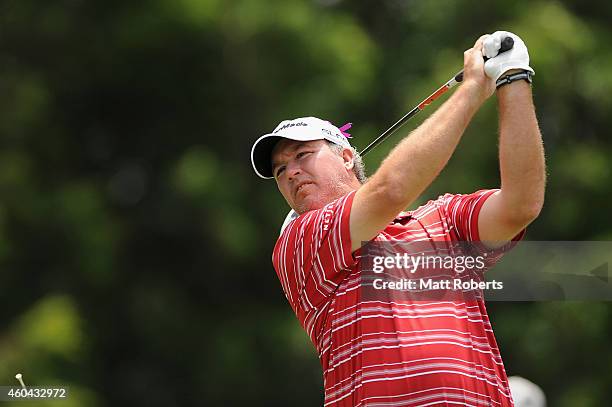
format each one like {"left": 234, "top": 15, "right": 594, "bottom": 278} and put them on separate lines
{"left": 272, "top": 190, "right": 358, "bottom": 313}
{"left": 442, "top": 188, "right": 526, "bottom": 265}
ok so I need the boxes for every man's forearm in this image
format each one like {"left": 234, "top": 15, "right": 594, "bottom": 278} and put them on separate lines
{"left": 497, "top": 82, "right": 546, "bottom": 219}
{"left": 370, "top": 84, "right": 484, "bottom": 208}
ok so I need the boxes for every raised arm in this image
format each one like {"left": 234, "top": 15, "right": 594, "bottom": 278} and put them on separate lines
{"left": 478, "top": 33, "right": 546, "bottom": 247}
{"left": 477, "top": 79, "right": 546, "bottom": 246}
{"left": 350, "top": 36, "right": 495, "bottom": 251}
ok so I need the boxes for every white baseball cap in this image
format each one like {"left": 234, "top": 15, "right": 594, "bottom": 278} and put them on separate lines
{"left": 251, "top": 116, "right": 352, "bottom": 179}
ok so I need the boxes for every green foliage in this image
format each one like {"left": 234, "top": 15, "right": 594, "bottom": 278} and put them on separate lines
{"left": 1, "top": 0, "right": 611, "bottom": 405}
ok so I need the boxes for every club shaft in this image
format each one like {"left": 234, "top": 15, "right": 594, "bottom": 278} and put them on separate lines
{"left": 359, "top": 36, "right": 514, "bottom": 157}
{"left": 359, "top": 75, "right": 460, "bottom": 157}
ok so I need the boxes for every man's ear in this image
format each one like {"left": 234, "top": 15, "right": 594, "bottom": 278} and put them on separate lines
{"left": 342, "top": 148, "right": 355, "bottom": 170}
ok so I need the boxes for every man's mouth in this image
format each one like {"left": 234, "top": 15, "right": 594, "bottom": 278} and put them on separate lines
{"left": 294, "top": 182, "right": 313, "bottom": 197}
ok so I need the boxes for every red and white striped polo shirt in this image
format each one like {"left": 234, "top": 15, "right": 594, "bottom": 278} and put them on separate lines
{"left": 272, "top": 189, "right": 523, "bottom": 406}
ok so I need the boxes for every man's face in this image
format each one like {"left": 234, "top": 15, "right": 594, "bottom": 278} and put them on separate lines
{"left": 271, "top": 139, "right": 355, "bottom": 214}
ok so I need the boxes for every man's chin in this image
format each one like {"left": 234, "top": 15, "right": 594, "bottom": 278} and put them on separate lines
{"left": 294, "top": 204, "right": 311, "bottom": 215}
{"left": 294, "top": 197, "right": 323, "bottom": 214}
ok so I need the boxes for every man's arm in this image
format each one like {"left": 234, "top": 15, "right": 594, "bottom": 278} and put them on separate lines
{"left": 477, "top": 79, "right": 546, "bottom": 247}
{"left": 349, "top": 36, "right": 495, "bottom": 251}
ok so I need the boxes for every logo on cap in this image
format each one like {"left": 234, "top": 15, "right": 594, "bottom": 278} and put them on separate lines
{"left": 274, "top": 122, "right": 308, "bottom": 133}
{"left": 322, "top": 128, "right": 343, "bottom": 141}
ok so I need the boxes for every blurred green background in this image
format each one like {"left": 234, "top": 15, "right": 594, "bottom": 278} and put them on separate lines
{"left": 1, "top": 0, "right": 611, "bottom": 405}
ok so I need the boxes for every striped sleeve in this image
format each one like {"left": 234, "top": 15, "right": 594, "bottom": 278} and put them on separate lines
{"left": 272, "top": 191, "right": 357, "bottom": 312}
{"left": 442, "top": 189, "right": 525, "bottom": 263}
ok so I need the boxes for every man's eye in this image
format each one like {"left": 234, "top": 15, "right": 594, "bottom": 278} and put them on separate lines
{"left": 297, "top": 151, "right": 311, "bottom": 159}
{"left": 275, "top": 166, "right": 285, "bottom": 177}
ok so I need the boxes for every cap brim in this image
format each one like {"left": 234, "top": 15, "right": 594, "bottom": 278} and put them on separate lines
{"left": 251, "top": 134, "right": 283, "bottom": 179}
{"left": 251, "top": 132, "right": 331, "bottom": 179}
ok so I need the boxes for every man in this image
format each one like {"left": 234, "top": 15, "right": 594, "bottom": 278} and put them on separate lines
{"left": 251, "top": 31, "right": 545, "bottom": 406}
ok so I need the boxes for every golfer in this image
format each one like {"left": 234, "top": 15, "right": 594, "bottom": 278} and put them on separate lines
{"left": 251, "top": 32, "right": 545, "bottom": 406}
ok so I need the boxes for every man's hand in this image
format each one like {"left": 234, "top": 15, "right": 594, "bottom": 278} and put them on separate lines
{"left": 483, "top": 31, "right": 535, "bottom": 82}
{"left": 461, "top": 36, "right": 496, "bottom": 104}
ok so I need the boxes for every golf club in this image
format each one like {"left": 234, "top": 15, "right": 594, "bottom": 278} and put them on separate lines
{"left": 280, "top": 36, "right": 514, "bottom": 232}
{"left": 359, "top": 36, "right": 513, "bottom": 156}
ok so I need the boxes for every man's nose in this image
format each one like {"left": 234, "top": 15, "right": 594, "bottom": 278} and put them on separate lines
{"left": 286, "top": 161, "right": 302, "bottom": 180}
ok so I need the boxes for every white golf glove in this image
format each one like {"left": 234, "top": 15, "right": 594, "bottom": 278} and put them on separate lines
{"left": 483, "top": 31, "right": 535, "bottom": 82}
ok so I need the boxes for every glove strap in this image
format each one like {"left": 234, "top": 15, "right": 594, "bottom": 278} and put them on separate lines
{"left": 496, "top": 70, "right": 533, "bottom": 89}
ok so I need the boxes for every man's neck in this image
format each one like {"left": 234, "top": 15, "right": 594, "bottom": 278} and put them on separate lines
{"left": 295, "top": 184, "right": 360, "bottom": 215}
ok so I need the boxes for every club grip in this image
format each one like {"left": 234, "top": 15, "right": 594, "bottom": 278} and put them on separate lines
{"left": 499, "top": 36, "right": 514, "bottom": 54}
{"left": 455, "top": 36, "right": 514, "bottom": 83}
